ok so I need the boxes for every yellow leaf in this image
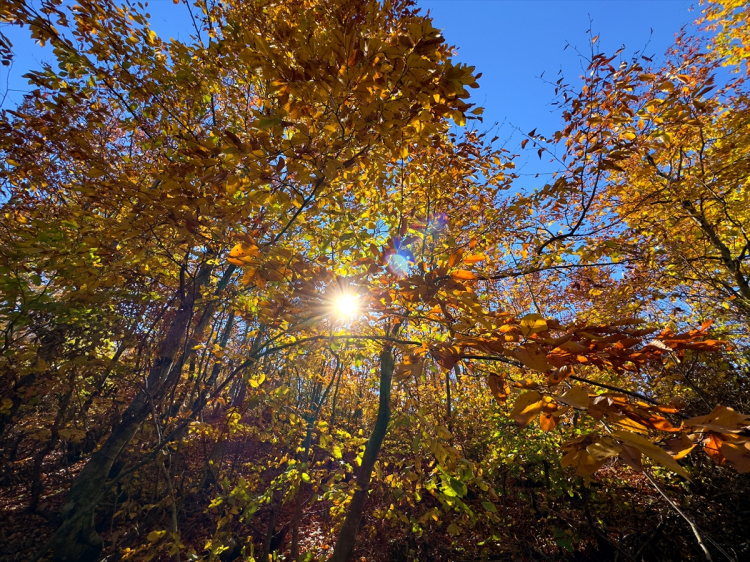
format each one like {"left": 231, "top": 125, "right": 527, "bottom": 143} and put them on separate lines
{"left": 147, "top": 530, "right": 167, "bottom": 543}
{"left": 685, "top": 405, "right": 750, "bottom": 434}
{"left": 586, "top": 438, "right": 622, "bottom": 461}
{"left": 612, "top": 415, "right": 649, "bottom": 434}
{"left": 720, "top": 441, "right": 750, "bottom": 473}
{"left": 394, "top": 360, "right": 424, "bottom": 383}
{"left": 436, "top": 425, "right": 453, "bottom": 440}
{"left": 510, "top": 390, "right": 545, "bottom": 427}
{"left": 555, "top": 385, "right": 589, "bottom": 409}
{"left": 520, "top": 313, "right": 548, "bottom": 337}
{"left": 226, "top": 174, "right": 242, "bottom": 195}
{"left": 612, "top": 430, "right": 690, "bottom": 479}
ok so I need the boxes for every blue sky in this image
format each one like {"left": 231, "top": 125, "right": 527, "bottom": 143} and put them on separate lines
{"left": 1, "top": 0, "right": 697, "bottom": 161}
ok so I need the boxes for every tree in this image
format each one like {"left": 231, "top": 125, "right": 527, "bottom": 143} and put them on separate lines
{"left": 1, "top": 0, "right": 750, "bottom": 561}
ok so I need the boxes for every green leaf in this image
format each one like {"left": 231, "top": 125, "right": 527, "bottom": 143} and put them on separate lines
{"left": 449, "top": 477, "right": 466, "bottom": 497}
{"left": 481, "top": 501, "right": 497, "bottom": 513}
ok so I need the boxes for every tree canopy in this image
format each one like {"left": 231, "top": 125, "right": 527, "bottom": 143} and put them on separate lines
{"left": 1, "top": 1, "right": 749, "bottom": 561}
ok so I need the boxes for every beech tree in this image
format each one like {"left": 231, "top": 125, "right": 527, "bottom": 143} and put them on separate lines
{"left": 1, "top": 1, "right": 749, "bottom": 561}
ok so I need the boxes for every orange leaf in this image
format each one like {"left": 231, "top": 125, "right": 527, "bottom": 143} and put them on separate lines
{"left": 540, "top": 412, "right": 557, "bottom": 432}
{"left": 451, "top": 270, "right": 477, "bottom": 280}
{"left": 463, "top": 254, "right": 487, "bottom": 264}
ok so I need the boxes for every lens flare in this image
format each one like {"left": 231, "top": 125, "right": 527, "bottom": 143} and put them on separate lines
{"left": 335, "top": 293, "right": 359, "bottom": 318}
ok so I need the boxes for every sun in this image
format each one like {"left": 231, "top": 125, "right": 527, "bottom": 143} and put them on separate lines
{"left": 334, "top": 293, "right": 359, "bottom": 318}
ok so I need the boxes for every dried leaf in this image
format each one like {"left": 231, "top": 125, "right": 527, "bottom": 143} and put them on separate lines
{"left": 488, "top": 374, "right": 510, "bottom": 403}
{"left": 685, "top": 405, "right": 750, "bottom": 434}
{"left": 720, "top": 440, "right": 750, "bottom": 473}
{"left": 512, "top": 344, "right": 552, "bottom": 372}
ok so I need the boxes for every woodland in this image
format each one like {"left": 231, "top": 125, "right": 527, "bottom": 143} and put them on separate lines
{"left": 0, "top": 0, "right": 749, "bottom": 561}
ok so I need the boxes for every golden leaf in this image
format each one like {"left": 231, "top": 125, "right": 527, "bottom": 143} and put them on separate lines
{"left": 510, "top": 390, "right": 545, "bottom": 427}
{"left": 612, "top": 430, "right": 690, "bottom": 479}
{"left": 555, "top": 385, "right": 589, "bottom": 409}
{"left": 520, "top": 313, "right": 548, "bottom": 337}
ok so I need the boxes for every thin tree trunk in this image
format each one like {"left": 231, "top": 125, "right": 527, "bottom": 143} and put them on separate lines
{"left": 261, "top": 488, "right": 282, "bottom": 562}
{"left": 329, "top": 348, "right": 394, "bottom": 562}
{"left": 35, "top": 263, "right": 214, "bottom": 562}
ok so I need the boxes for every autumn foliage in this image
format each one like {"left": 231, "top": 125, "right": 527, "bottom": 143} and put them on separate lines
{"left": 1, "top": 0, "right": 749, "bottom": 561}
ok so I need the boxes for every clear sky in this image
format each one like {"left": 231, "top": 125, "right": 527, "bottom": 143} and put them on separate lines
{"left": 419, "top": 0, "right": 697, "bottom": 179}
{"left": 1, "top": 0, "right": 698, "bottom": 169}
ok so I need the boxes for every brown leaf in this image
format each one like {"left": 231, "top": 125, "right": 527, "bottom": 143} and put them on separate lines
{"left": 586, "top": 437, "right": 622, "bottom": 462}
{"left": 556, "top": 340, "right": 590, "bottom": 353}
{"left": 547, "top": 365, "right": 573, "bottom": 385}
{"left": 720, "top": 440, "right": 750, "bottom": 473}
{"left": 512, "top": 344, "right": 552, "bottom": 372}
{"left": 685, "top": 405, "right": 750, "bottom": 434}
{"left": 487, "top": 374, "right": 510, "bottom": 403}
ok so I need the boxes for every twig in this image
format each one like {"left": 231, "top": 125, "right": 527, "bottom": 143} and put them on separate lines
{"left": 643, "top": 470, "right": 714, "bottom": 561}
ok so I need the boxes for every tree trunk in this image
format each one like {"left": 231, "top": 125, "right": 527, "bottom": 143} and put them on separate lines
{"left": 329, "top": 349, "right": 394, "bottom": 562}
{"left": 36, "top": 263, "right": 215, "bottom": 562}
